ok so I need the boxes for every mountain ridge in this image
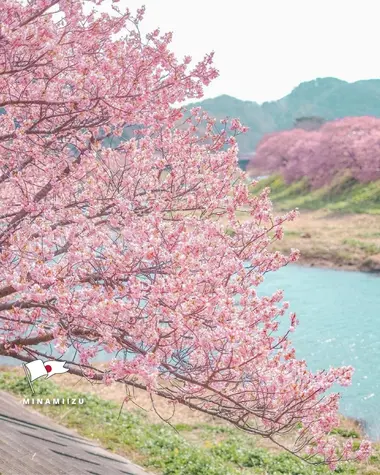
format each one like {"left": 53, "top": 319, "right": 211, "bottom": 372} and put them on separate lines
{"left": 188, "top": 77, "right": 380, "bottom": 155}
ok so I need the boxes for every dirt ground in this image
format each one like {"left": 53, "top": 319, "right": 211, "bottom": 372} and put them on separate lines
{"left": 56, "top": 371, "right": 231, "bottom": 428}
{"left": 270, "top": 209, "right": 380, "bottom": 273}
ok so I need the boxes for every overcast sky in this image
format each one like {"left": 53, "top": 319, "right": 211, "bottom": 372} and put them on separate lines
{"left": 118, "top": 0, "right": 380, "bottom": 104}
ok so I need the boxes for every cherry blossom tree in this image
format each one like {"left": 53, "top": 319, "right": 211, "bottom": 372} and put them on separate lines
{"left": 251, "top": 116, "right": 380, "bottom": 187}
{"left": 314, "top": 117, "right": 380, "bottom": 185}
{"left": 249, "top": 129, "right": 320, "bottom": 183}
{"left": 0, "top": 0, "right": 371, "bottom": 467}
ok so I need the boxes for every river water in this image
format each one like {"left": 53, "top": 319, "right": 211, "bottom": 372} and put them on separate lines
{"left": 259, "top": 264, "right": 380, "bottom": 440}
{"left": 1, "top": 264, "right": 379, "bottom": 438}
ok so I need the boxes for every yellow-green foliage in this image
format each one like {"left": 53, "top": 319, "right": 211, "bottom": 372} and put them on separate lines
{"left": 251, "top": 174, "right": 380, "bottom": 214}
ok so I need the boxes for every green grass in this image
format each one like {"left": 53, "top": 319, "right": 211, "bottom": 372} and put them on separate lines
{"left": 331, "top": 428, "right": 360, "bottom": 439}
{"left": 357, "top": 232, "right": 380, "bottom": 239}
{"left": 0, "top": 371, "right": 373, "bottom": 474}
{"left": 251, "top": 174, "right": 380, "bottom": 214}
{"left": 284, "top": 230, "right": 303, "bottom": 237}
{"left": 342, "top": 239, "right": 380, "bottom": 256}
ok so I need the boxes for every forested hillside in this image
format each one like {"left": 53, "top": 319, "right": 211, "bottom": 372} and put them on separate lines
{"left": 190, "top": 77, "right": 380, "bottom": 154}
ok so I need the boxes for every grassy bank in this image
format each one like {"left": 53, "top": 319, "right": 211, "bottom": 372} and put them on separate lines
{"left": 0, "top": 371, "right": 379, "bottom": 474}
{"left": 249, "top": 175, "right": 380, "bottom": 272}
{"left": 251, "top": 174, "right": 380, "bottom": 215}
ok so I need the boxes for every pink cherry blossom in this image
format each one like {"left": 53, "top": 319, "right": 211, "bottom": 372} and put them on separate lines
{"left": 0, "top": 0, "right": 370, "bottom": 467}
{"left": 250, "top": 116, "right": 380, "bottom": 186}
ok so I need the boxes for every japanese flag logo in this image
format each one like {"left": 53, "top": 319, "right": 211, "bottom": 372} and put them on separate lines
{"left": 24, "top": 359, "right": 69, "bottom": 382}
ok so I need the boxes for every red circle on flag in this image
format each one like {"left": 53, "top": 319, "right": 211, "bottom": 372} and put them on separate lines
{"left": 45, "top": 364, "right": 52, "bottom": 373}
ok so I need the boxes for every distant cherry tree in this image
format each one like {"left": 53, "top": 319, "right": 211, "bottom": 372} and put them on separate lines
{"left": 249, "top": 128, "right": 320, "bottom": 183}
{"left": 0, "top": 0, "right": 371, "bottom": 467}
{"left": 251, "top": 116, "right": 380, "bottom": 187}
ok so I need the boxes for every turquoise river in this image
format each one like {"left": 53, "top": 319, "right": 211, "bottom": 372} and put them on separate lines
{"left": 259, "top": 264, "right": 380, "bottom": 440}
{"left": 1, "top": 264, "right": 379, "bottom": 439}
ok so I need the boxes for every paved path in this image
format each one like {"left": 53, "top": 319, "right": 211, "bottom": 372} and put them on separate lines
{"left": 0, "top": 391, "right": 149, "bottom": 475}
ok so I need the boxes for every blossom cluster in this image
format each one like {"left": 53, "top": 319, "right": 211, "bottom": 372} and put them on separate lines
{"left": 0, "top": 0, "right": 370, "bottom": 466}
{"left": 251, "top": 116, "right": 380, "bottom": 186}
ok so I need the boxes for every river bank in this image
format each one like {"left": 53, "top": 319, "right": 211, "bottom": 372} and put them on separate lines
{"left": 1, "top": 369, "right": 378, "bottom": 474}
{"left": 0, "top": 366, "right": 368, "bottom": 440}
{"left": 270, "top": 208, "right": 380, "bottom": 273}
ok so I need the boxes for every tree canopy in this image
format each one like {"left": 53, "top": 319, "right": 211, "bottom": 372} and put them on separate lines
{"left": 0, "top": 1, "right": 371, "bottom": 467}
{"left": 251, "top": 116, "right": 380, "bottom": 187}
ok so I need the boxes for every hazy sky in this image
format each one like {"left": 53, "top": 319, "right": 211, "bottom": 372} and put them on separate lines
{"left": 118, "top": 0, "right": 380, "bottom": 104}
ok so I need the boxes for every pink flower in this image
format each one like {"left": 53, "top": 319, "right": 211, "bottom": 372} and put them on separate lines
{"left": 0, "top": 0, "right": 369, "bottom": 468}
